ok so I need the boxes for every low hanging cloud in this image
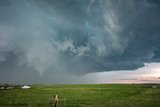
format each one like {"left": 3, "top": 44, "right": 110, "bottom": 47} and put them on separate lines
{"left": 0, "top": 0, "right": 160, "bottom": 83}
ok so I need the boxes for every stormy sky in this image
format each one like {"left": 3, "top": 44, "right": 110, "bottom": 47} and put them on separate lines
{"left": 0, "top": 0, "right": 160, "bottom": 84}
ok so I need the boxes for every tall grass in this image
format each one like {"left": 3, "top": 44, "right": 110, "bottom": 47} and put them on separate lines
{"left": 0, "top": 84, "right": 160, "bottom": 107}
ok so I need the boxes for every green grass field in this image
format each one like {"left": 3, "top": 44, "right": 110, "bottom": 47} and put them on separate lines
{"left": 0, "top": 84, "right": 160, "bottom": 107}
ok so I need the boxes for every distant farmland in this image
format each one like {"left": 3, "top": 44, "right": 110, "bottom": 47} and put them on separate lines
{"left": 0, "top": 84, "right": 160, "bottom": 107}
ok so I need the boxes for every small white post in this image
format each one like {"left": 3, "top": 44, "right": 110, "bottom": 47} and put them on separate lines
{"left": 54, "top": 95, "right": 58, "bottom": 107}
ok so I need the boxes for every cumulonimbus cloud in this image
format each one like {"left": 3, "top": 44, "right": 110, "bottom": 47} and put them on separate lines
{"left": 0, "top": 0, "right": 160, "bottom": 78}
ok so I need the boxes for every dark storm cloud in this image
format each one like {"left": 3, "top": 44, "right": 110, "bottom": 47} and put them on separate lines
{"left": 0, "top": 0, "right": 160, "bottom": 83}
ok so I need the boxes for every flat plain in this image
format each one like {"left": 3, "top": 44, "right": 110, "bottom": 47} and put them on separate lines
{"left": 0, "top": 84, "right": 160, "bottom": 107}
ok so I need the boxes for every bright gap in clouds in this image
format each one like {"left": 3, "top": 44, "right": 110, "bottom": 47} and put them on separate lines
{"left": 82, "top": 63, "right": 160, "bottom": 84}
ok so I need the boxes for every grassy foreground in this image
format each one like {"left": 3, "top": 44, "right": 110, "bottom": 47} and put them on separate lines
{"left": 0, "top": 84, "right": 160, "bottom": 107}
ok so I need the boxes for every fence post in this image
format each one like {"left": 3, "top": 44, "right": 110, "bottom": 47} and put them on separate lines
{"left": 54, "top": 95, "right": 58, "bottom": 107}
